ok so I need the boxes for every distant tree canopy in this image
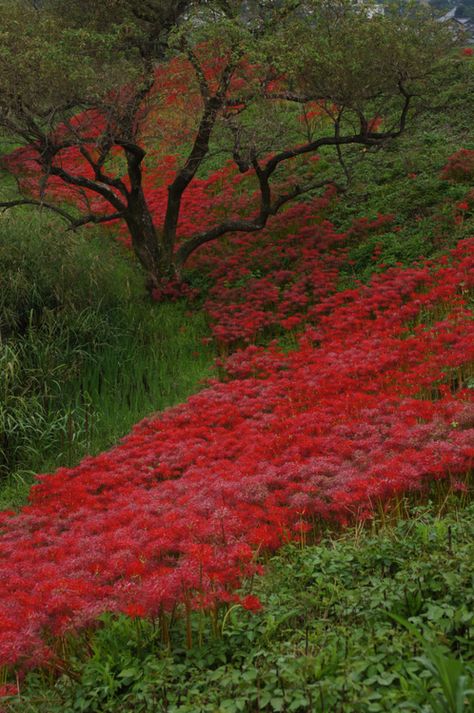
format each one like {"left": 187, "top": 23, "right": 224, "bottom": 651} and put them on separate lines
{"left": 0, "top": 0, "right": 458, "bottom": 290}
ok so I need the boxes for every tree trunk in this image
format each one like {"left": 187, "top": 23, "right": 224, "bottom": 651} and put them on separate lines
{"left": 125, "top": 189, "right": 174, "bottom": 291}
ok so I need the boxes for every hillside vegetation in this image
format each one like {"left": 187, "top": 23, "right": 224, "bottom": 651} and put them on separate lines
{"left": 8, "top": 503, "right": 473, "bottom": 712}
{"left": 0, "top": 3, "right": 473, "bottom": 711}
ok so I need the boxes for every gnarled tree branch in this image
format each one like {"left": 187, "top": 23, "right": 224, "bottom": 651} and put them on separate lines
{"left": 0, "top": 197, "right": 122, "bottom": 230}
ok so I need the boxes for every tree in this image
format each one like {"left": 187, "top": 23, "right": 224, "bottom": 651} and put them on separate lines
{"left": 0, "top": 0, "right": 456, "bottom": 291}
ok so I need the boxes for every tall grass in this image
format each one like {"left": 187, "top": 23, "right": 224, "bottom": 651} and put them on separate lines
{"left": 0, "top": 210, "right": 214, "bottom": 509}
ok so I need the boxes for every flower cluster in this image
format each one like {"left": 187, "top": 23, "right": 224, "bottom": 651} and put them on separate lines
{"left": 191, "top": 207, "right": 395, "bottom": 345}
{"left": 441, "top": 148, "right": 474, "bottom": 183}
{"left": 0, "top": 235, "right": 472, "bottom": 671}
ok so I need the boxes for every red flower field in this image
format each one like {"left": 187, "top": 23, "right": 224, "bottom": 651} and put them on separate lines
{"left": 1, "top": 52, "right": 474, "bottom": 673}
{"left": 0, "top": 226, "right": 472, "bottom": 670}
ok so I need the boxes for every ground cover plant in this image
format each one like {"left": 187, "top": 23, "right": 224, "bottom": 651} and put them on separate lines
{"left": 3, "top": 503, "right": 474, "bottom": 711}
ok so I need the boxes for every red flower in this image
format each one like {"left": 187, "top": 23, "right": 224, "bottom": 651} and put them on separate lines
{"left": 240, "top": 595, "right": 263, "bottom": 612}
{"left": 124, "top": 604, "right": 146, "bottom": 618}
{"left": 0, "top": 684, "right": 18, "bottom": 699}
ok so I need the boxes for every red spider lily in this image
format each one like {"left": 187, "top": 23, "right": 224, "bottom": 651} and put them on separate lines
{"left": 0, "top": 234, "right": 472, "bottom": 670}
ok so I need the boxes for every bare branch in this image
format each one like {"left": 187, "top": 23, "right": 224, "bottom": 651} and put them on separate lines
{"left": 263, "top": 102, "right": 412, "bottom": 180}
{"left": 186, "top": 47, "right": 211, "bottom": 100}
{"left": 0, "top": 198, "right": 77, "bottom": 222}
{"left": 67, "top": 211, "right": 123, "bottom": 229}
{"left": 334, "top": 110, "right": 351, "bottom": 183}
{"left": 227, "top": 119, "right": 251, "bottom": 172}
{"left": 264, "top": 91, "right": 315, "bottom": 103}
{"left": 0, "top": 198, "right": 122, "bottom": 230}
{"left": 175, "top": 87, "right": 414, "bottom": 268}
{"left": 176, "top": 177, "right": 342, "bottom": 267}
{"left": 60, "top": 118, "right": 130, "bottom": 199}
{"left": 46, "top": 163, "right": 127, "bottom": 213}
{"left": 162, "top": 57, "right": 240, "bottom": 254}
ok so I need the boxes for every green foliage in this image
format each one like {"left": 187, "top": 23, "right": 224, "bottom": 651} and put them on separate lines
{"left": 273, "top": 0, "right": 455, "bottom": 107}
{"left": 0, "top": 3, "right": 139, "bottom": 112}
{"left": 0, "top": 212, "right": 214, "bottom": 507}
{"left": 332, "top": 53, "right": 474, "bottom": 287}
{"left": 7, "top": 503, "right": 474, "bottom": 712}
{"left": 389, "top": 613, "right": 474, "bottom": 713}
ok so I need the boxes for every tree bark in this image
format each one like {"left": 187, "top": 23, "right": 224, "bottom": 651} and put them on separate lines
{"left": 124, "top": 189, "right": 167, "bottom": 291}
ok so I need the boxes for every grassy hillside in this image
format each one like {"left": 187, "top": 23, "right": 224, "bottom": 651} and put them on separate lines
{"left": 328, "top": 54, "right": 474, "bottom": 283}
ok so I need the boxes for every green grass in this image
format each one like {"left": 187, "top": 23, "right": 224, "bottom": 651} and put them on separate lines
{"left": 0, "top": 210, "right": 214, "bottom": 509}
{"left": 6, "top": 501, "right": 473, "bottom": 712}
